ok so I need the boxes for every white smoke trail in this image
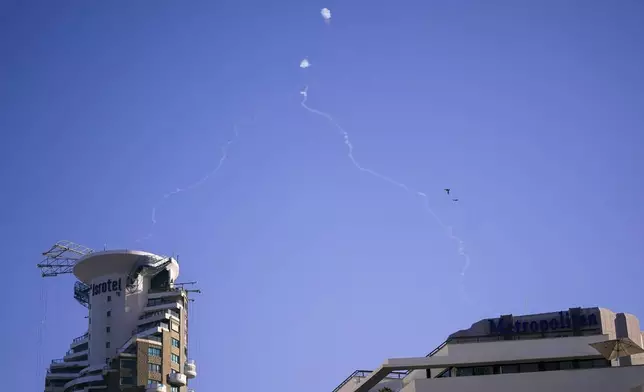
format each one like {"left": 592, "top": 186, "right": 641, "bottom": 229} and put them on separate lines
{"left": 300, "top": 86, "right": 472, "bottom": 277}
{"left": 136, "top": 126, "right": 239, "bottom": 243}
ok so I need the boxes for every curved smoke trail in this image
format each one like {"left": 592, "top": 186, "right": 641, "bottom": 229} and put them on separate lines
{"left": 300, "top": 86, "right": 472, "bottom": 278}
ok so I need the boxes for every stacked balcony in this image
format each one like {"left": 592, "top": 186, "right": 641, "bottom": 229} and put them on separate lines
{"left": 145, "top": 383, "right": 166, "bottom": 392}
{"left": 184, "top": 360, "right": 197, "bottom": 378}
{"left": 168, "top": 372, "right": 187, "bottom": 386}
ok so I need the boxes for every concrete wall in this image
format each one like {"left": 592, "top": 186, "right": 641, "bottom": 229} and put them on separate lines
{"left": 88, "top": 273, "right": 151, "bottom": 366}
{"left": 404, "top": 365, "right": 644, "bottom": 392}
{"left": 617, "top": 313, "right": 644, "bottom": 366}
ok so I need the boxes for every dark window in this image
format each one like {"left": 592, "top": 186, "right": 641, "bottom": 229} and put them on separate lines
{"left": 456, "top": 367, "right": 473, "bottom": 377}
{"left": 107, "top": 296, "right": 111, "bottom": 302}
{"left": 120, "top": 376, "right": 134, "bottom": 385}
{"left": 542, "top": 362, "right": 560, "bottom": 372}
{"left": 148, "top": 363, "right": 161, "bottom": 372}
{"left": 171, "top": 338, "right": 180, "bottom": 348}
{"left": 473, "top": 366, "right": 493, "bottom": 376}
{"left": 171, "top": 353, "right": 180, "bottom": 364}
{"left": 105, "top": 342, "right": 110, "bottom": 348}
{"left": 578, "top": 360, "right": 594, "bottom": 369}
{"left": 106, "top": 310, "right": 111, "bottom": 317}
{"left": 501, "top": 364, "right": 519, "bottom": 374}
{"left": 560, "top": 361, "right": 574, "bottom": 370}
{"left": 148, "top": 347, "right": 162, "bottom": 357}
{"left": 121, "top": 359, "right": 136, "bottom": 370}
{"left": 519, "top": 363, "right": 539, "bottom": 373}
{"left": 106, "top": 327, "right": 110, "bottom": 333}
{"left": 592, "top": 359, "right": 611, "bottom": 368}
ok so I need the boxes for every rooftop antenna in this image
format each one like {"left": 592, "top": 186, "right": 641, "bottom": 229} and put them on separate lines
{"left": 174, "top": 281, "right": 197, "bottom": 287}
{"left": 37, "top": 240, "right": 95, "bottom": 309}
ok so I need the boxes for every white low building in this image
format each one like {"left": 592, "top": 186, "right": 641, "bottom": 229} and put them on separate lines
{"left": 333, "top": 307, "right": 644, "bottom": 392}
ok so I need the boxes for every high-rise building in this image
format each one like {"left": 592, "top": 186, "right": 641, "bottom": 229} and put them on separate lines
{"left": 40, "top": 246, "right": 198, "bottom": 392}
{"left": 333, "top": 307, "right": 644, "bottom": 392}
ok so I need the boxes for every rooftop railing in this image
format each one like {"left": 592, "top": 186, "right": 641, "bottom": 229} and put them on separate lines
{"left": 139, "top": 309, "right": 180, "bottom": 321}
{"left": 331, "top": 370, "right": 407, "bottom": 392}
{"left": 133, "top": 322, "right": 169, "bottom": 335}
{"left": 332, "top": 340, "right": 449, "bottom": 392}
{"left": 72, "top": 333, "right": 89, "bottom": 344}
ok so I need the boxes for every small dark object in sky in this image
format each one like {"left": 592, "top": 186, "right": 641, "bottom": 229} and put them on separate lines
{"left": 452, "top": 198, "right": 459, "bottom": 202}
{"left": 444, "top": 188, "right": 451, "bottom": 195}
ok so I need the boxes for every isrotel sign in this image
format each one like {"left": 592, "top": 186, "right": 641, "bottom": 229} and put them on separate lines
{"left": 91, "top": 278, "right": 123, "bottom": 297}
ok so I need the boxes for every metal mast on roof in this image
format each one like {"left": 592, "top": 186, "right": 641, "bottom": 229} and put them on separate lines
{"left": 37, "top": 240, "right": 95, "bottom": 308}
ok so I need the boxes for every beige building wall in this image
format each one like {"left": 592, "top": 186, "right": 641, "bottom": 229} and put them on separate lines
{"left": 404, "top": 365, "right": 644, "bottom": 392}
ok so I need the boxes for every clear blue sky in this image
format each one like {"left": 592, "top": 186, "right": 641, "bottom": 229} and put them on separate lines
{"left": 1, "top": 1, "right": 643, "bottom": 391}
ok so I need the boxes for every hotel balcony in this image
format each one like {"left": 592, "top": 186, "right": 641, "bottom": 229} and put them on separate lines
{"left": 145, "top": 383, "right": 166, "bottom": 392}
{"left": 145, "top": 298, "right": 183, "bottom": 313}
{"left": 185, "top": 360, "right": 197, "bottom": 378}
{"left": 168, "top": 372, "right": 187, "bottom": 386}
{"left": 138, "top": 309, "right": 180, "bottom": 325}
{"left": 64, "top": 348, "right": 88, "bottom": 361}
{"left": 70, "top": 332, "right": 89, "bottom": 348}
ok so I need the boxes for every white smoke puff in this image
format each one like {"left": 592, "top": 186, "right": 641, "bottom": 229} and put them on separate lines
{"left": 300, "top": 58, "right": 311, "bottom": 68}
{"left": 321, "top": 8, "right": 331, "bottom": 23}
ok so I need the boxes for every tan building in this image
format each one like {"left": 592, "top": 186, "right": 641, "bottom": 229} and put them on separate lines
{"left": 42, "top": 250, "right": 197, "bottom": 392}
{"left": 333, "top": 307, "right": 644, "bottom": 392}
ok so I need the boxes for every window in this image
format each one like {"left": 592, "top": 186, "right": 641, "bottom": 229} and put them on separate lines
{"left": 472, "top": 366, "right": 493, "bottom": 376}
{"left": 106, "top": 358, "right": 110, "bottom": 364}
{"left": 147, "top": 298, "right": 167, "bottom": 306}
{"left": 171, "top": 387, "right": 179, "bottom": 392}
{"left": 106, "top": 310, "right": 111, "bottom": 317}
{"left": 148, "top": 363, "right": 161, "bottom": 373}
{"left": 592, "top": 359, "right": 611, "bottom": 368}
{"left": 171, "top": 338, "right": 180, "bottom": 348}
{"left": 121, "top": 359, "right": 136, "bottom": 370}
{"left": 107, "top": 295, "right": 111, "bottom": 302}
{"left": 106, "top": 327, "right": 110, "bottom": 333}
{"left": 89, "top": 318, "right": 91, "bottom": 324}
{"left": 519, "top": 363, "right": 539, "bottom": 373}
{"left": 148, "top": 347, "right": 162, "bottom": 357}
{"left": 105, "top": 342, "right": 110, "bottom": 348}
{"left": 542, "top": 362, "right": 560, "bottom": 372}
{"left": 171, "top": 354, "right": 180, "bottom": 364}
{"left": 171, "top": 322, "right": 180, "bottom": 332}
{"left": 120, "top": 376, "right": 134, "bottom": 385}
{"left": 148, "top": 380, "right": 159, "bottom": 386}
{"left": 501, "top": 364, "right": 519, "bottom": 374}
{"left": 560, "top": 361, "right": 574, "bottom": 370}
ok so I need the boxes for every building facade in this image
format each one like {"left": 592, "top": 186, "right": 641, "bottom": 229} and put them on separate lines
{"left": 333, "top": 307, "right": 644, "bottom": 392}
{"left": 43, "top": 250, "right": 197, "bottom": 392}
